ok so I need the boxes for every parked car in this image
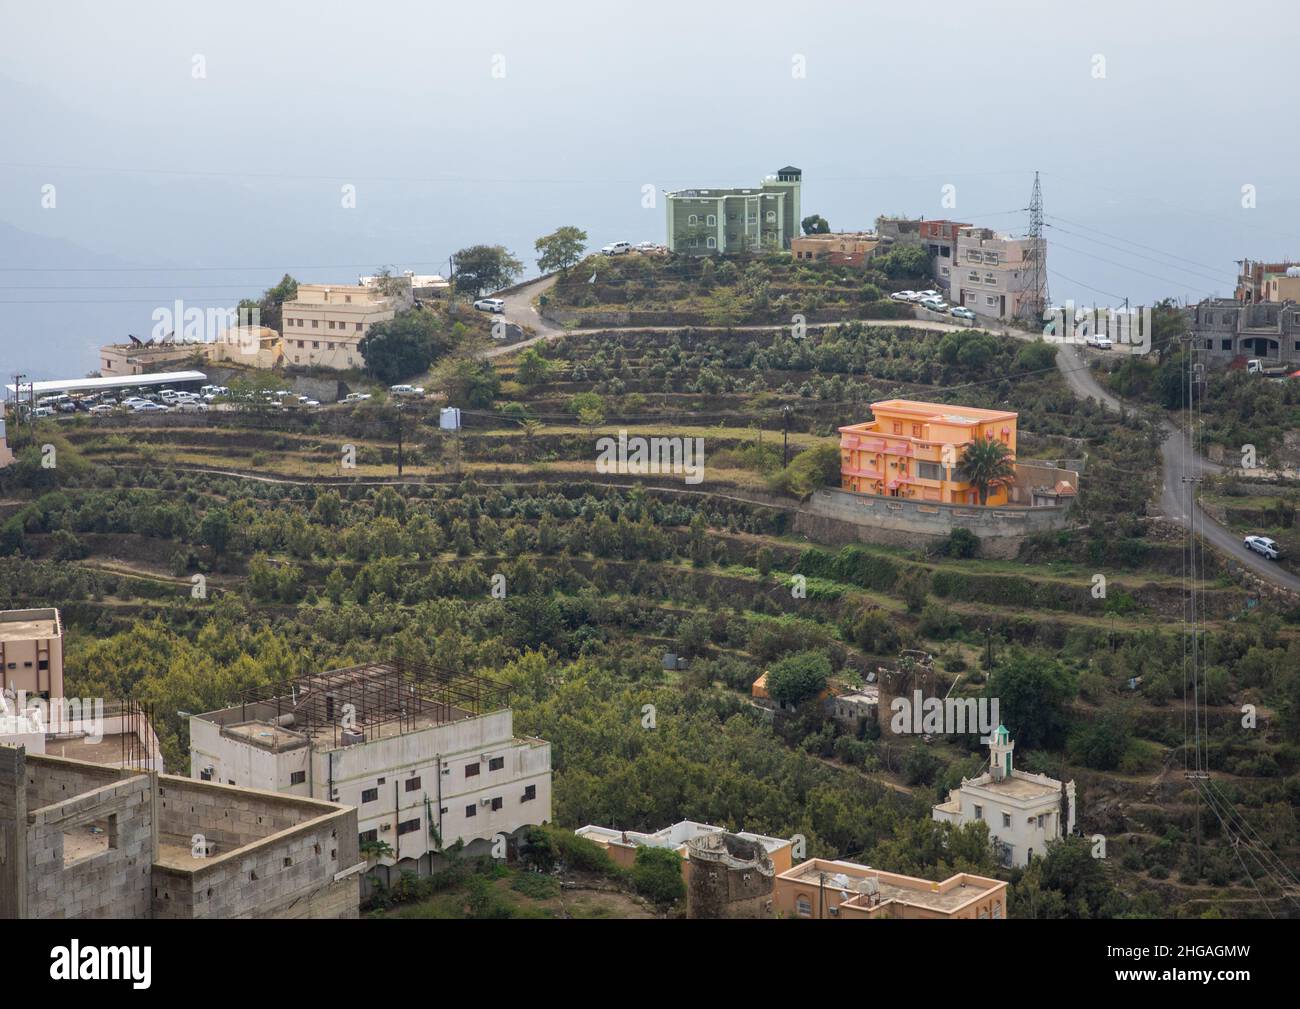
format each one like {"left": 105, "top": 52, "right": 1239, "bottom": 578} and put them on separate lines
{"left": 890, "top": 291, "right": 918, "bottom": 302}
{"left": 951, "top": 307, "right": 977, "bottom": 322}
{"left": 473, "top": 298, "right": 505, "bottom": 313}
{"left": 600, "top": 241, "right": 632, "bottom": 255}
{"left": 32, "top": 407, "right": 55, "bottom": 418}
{"left": 917, "top": 290, "right": 940, "bottom": 300}
{"left": 57, "top": 400, "right": 78, "bottom": 413}
{"left": 87, "top": 404, "right": 116, "bottom": 415}
{"left": 132, "top": 401, "right": 169, "bottom": 413}
{"left": 635, "top": 241, "right": 660, "bottom": 252}
{"left": 389, "top": 385, "right": 425, "bottom": 397}
{"left": 1244, "top": 535, "right": 1281, "bottom": 560}
{"left": 919, "top": 299, "right": 950, "bottom": 313}
{"left": 1086, "top": 335, "right": 1113, "bottom": 350}
{"left": 176, "top": 401, "right": 209, "bottom": 413}
{"left": 342, "top": 392, "right": 372, "bottom": 403}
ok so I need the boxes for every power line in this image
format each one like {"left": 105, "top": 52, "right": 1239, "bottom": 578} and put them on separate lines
{"left": 1044, "top": 213, "right": 1227, "bottom": 274}
{"left": 1046, "top": 223, "right": 1227, "bottom": 286}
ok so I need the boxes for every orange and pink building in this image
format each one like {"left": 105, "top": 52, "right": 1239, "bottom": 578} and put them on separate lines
{"left": 838, "top": 399, "right": 1017, "bottom": 506}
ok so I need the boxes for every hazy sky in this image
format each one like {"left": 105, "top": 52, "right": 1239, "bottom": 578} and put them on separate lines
{"left": 2, "top": 0, "right": 1299, "bottom": 378}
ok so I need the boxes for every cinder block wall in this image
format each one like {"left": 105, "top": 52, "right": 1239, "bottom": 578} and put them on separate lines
{"left": 21, "top": 754, "right": 153, "bottom": 919}
{"left": 157, "top": 777, "right": 336, "bottom": 849}
{"left": 152, "top": 810, "right": 359, "bottom": 919}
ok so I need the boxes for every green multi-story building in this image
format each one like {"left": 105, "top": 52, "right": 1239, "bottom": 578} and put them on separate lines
{"left": 665, "top": 166, "right": 802, "bottom": 255}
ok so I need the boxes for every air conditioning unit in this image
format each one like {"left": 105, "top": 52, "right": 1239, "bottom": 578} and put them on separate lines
{"left": 379, "top": 823, "right": 391, "bottom": 832}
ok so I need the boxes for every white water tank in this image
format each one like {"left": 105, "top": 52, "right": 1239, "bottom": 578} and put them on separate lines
{"left": 439, "top": 407, "right": 462, "bottom": 431}
{"left": 1286, "top": 266, "right": 1300, "bottom": 277}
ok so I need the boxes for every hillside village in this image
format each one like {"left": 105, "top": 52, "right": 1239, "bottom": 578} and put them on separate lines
{"left": 1, "top": 159, "right": 1299, "bottom": 931}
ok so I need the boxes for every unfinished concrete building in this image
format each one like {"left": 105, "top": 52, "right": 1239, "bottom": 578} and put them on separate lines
{"left": 685, "top": 831, "right": 775, "bottom": 919}
{"left": 0, "top": 745, "right": 362, "bottom": 919}
{"left": 189, "top": 660, "right": 552, "bottom": 891}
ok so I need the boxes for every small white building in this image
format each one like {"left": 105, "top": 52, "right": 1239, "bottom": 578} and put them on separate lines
{"left": 189, "top": 660, "right": 552, "bottom": 889}
{"left": 932, "top": 725, "right": 1075, "bottom": 868}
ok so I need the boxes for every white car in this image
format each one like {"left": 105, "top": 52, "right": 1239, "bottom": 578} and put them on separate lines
{"left": 951, "top": 307, "right": 977, "bottom": 322}
{"left": 343, "top": 392, "right": 372, "bottom": 403}
{"left": 920, "top": 299, "right": 950, "bottom": 313}
{"left": 890, "top": 291, "right": 918, "bottom": 302}
{"left": 473, "top": 298, "right": 505, "bottom": 313}
{"left": 176, "top": 401, "right": 209, "bottom": 413}
{"left": 1086, "top": 336, "right": 1113, "bottom": 350}
{"left": 389, "top": 384, "right": 425, "bottom": 397}
{"left": 88, "top": 404, "right": 116, "bottom": 415}
{"left": 600, "top": 241, "right": 632, "bottom": 255}
{"left": 133, "top": 401, "right": 169, "bottom": 413}
{"left": 635, "top": 241, "right": 659, "bottom": 252}
{"left": 32, "top": 406, "right": 55, "bottom": 418}
{"left": 916, "top": 290, "right": 941, "bottom": 301}
{"left": 1244, "top": 535, "right": 1281, "bottom": 560}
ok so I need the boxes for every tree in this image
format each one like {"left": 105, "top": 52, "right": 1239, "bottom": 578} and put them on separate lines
{"left": 766, "top": 651, "right": 831, "bottom": 707}
{"left": 238, "top": 273, "right": 298, "bottom": 332}
{"left": 957, "top": 437, "right": 1016, "bottom": 505}
{"left": 984, "top": 649, "right": 1075, "bottom": 750}
{"left": 359, "top": 309, "right": 453, "bottom": 384}
{"left": 534, "top": 226, "right": 588, "bottom": 274}
{"left": 453, "top": 245, "right": 524, "bottom": 296}
{"left": 515, "top": 348, "right": 551, "bottom": 387}
{"left": 630, "top": 846, "right": 686, "bottom": 906}
{"left": 443, "top": 359, "right": 501, "bottom": 409}
{"left": 198, "top": 508, "right": 233, "bottom": 557}
{"left": 801, "top": 214, "right": 831, "bottom": 235}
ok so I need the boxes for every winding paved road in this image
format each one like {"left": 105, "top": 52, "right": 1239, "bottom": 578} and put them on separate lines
{"left": 488, "top": 277, "right": 1299, "bottom": 594}
{"left": 1055, "top": 344, "right": 1300, "bottom": 593}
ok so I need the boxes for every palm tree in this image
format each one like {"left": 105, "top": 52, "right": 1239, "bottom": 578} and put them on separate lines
{"left": 957, "top": 436, "right": 1016, "bottom": 505}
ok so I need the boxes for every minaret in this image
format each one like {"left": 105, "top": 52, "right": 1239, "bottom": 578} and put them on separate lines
{"left": 989, "top": 724, "right": 1014, "bottom": 781}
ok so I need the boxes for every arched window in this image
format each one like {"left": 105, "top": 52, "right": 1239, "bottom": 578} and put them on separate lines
{"left": 706, "top": 214, "right": 716, "bottom": 226}
{"left": 688, "top": 214, "right": 698, "bottom": 225}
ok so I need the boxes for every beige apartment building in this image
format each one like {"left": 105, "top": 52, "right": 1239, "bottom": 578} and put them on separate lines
{"left": 0, "top": 608, "right": 63, "bottom": 701}
{"left": 775, "top": 858, "right": 1007, "bottom": 919}
{"left": 791, "top": 232, "right": 879, "bottom": 267}
{"left": 280, "top": 284, "right": 398, "bottom": 370}
{"left": 950, "top": 226, "right": 1045, "bottom": 321}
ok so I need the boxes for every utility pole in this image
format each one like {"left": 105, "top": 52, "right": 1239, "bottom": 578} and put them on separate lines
{"left": 782, "top": 405, "right": 792, "bottom": 467}
{"left": 394, "top": 404, "right": 405, "bottom": 477}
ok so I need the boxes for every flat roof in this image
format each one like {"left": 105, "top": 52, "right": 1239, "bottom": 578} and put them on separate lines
{"left": 781, "top": 859, "right": 1002, "bottom": 914}
{"left": 7, "top": 371, "right": 208, "bottom": 396}
{"left": 0, "top": 608, "right": 60, "bottom": 641}
{"left": 867, "top": 399, "right": 1018, "bottom": 424}
{"left": 963, "top": 771, "right": 1060, "bottom": 801}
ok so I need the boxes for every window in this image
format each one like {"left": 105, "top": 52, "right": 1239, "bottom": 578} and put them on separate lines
{"left": 706, "top": 237, "right": 716, "bottom": 249}
{"left": 892, "top": 422, "right": 902, "bottom": 435}
{"left": 986, "top": 296, "right": 997, "bottom": 307}
{"left": 491, "top": 797, "right": 503, "bottom": 811}
{"left": 765, "top": 210, "right": 776, "bottom": 223}
{"left": 522, "top": 784, "right": 536, "bottom": 802}
{"left": 355, "top": 323, "right": 363, "bottom": 331}
{"left": 328, "top": 321, "right": 335, "bottom": 330}
{"left": 917, "top": 461, "right": 944, "bottom": 481}
{"left": 911, "top": 424, "right": 921, "bottom": 437}
{"left": 199, "top": 769, "right": 212, "bottom": 781}
{"left": 488, "top": 757, "right": 504, "bottom": 772}
{"left": 688, "top": 214, "right": 698, "bottom": 225}
{"left": 706, "top": 214, "right": 716, "bottom": 226}
{"left": 973, "top": 804, "right": 983, "bottom": 820}
{"left": 993, "top": 901, "right": 1003, "bottom": 919}
{"left": 1002, "top": 812, "right": 1011, "bottom": 828}
{"left": 397, "top": 818, "right": 421, "bottom": 836}
{"left": 1225, "top": 340, "right": 1234, "bottom": 351}
{"left": 405, "top": 776, "right": 421, "bottom": 792}
{"left": 465, "top": 804, "right": 477, "bottom": 817}
{"left": 465, "top": 762, "right": 480, "bottom": 777}
{"left": 359, "top": 829, "right": 378, "bottom": 845}
{"left": 361, "top": 788, "right": 378, "bottom": 803}
{"left": 290, "top": 771, "right": 306, "bottom": 785}
{"left": 796, "top": 896, "right": 813, "bottom": 917}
